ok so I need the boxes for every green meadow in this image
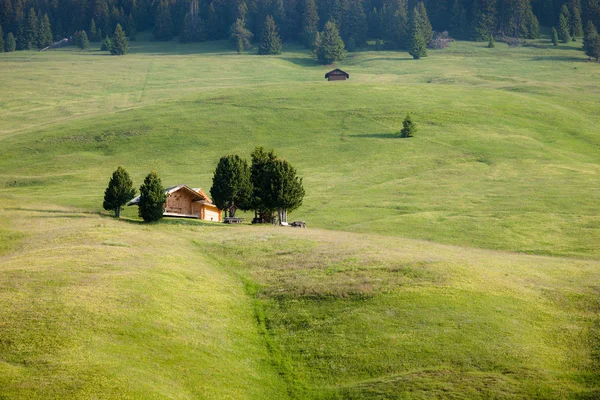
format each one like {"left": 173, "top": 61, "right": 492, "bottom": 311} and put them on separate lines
{"left": 1, "top": 34, "right": 599, "bottom": 398}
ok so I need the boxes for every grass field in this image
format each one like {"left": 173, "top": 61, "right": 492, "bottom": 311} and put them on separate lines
{"left": 1, "top": 34, "right": 599, "bottom": 398}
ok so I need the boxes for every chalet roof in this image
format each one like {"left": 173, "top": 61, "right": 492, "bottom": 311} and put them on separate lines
{"left": 325, "top": 68, "right": 349, "bottom": 79}
{"left": 128, "top": 184, "right": 213, "bottom": 206}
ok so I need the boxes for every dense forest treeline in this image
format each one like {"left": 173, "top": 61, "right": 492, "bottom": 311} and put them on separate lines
{"left": 0, "top": 0, "right": 599, "bottom": 51}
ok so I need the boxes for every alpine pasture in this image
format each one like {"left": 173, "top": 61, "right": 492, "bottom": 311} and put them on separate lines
{"left": 1, "top": 35, "right": 600, "bottom": 398}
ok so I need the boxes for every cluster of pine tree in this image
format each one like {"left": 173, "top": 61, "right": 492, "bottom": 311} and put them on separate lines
{"left": 2, "top": 0, "right": 600, "bottom": 53}
{"left": 210, "top": 147, "right": 305, "bottom": 224}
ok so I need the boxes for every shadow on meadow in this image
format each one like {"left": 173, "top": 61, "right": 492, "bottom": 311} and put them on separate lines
{"left": 351, "top": 133, "right": 400, "bottom": 139}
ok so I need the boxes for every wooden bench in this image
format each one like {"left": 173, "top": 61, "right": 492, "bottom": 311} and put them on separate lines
{"left": 224, "top": 217, "right": 244, "bottom": 224}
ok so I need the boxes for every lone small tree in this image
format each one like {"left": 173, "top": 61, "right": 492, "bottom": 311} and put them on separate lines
{"left": 258, "top": 15, "right": 282, "bottom": 55}
{"left": 409, "top": 32, "right": 427, "bottom": 59}
{"left": 138, "top": 171, "right": 167, "bottom": 222}
{"left": 230, "top": 18, "right": 253, "bottom": 52}
{"left": 487, "top": 34, "right": 495, "bottom": 48}
{"left": 583, "top": 21, "right": 598, "bottom": 56}
{"left": 101, "top": 35, "right": 112, "bottom": 51}
{"left": 111, "top": 23, "right": 128, "bottom": 55}
{"left": 210, "top": 155, "right": 253, "bottom": 218}
{"left": 316, "top": 20, "right": 345, "bottom": 64}
{"left": 103, "top": 166, "right": 136, "bottom": 217}
{"left": 6, "top": 33, "right": 16, "bottom": 52}
{"left": 558, "top": 5, "right": 571, "bottom": 43}
{"left": 552, "top": 27, "right": 558, "bottom": 46}
{"left": 400, "top": 113, "right": 417, "bottom": 138}
{"left": 75, "top": 30, "right": 89, "bottom": 49}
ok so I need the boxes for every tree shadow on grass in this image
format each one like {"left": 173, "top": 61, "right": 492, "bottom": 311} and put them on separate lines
{"left": 351, "top": 133, "right": 401, "bottom": 139}
{"left": 531, "top": 55, "right": 586, "bottom": 62}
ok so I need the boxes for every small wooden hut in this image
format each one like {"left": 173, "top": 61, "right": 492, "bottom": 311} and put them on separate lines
{"left": 128, "top": 184, "right": 222, "bottom": 222}
{"left": 325, "top": 69, "right": 349, "bottom": 81}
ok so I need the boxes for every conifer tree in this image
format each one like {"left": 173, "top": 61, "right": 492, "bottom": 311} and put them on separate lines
{"left": 153, "top": 0, "right": 172, "bottom": 41}
{"left": 301, "top": 0, "right": 319, "bottom": 48}
{"left": 0, "top": 24, "right": 4, "bottom": 52}
{"left": 75, "top": 30, "right": 89, "bottom": 49}
{"left": 316, "top": 20, "right": 345, "bottom": 64}
{"left": 89, "top": 18, "right": 98, "bottom": 41}
{"left": 526, "top": 10, "right": 540, "bottom": 39}
{"left": 342, "top": 0, "right": 368, "bottom": 46}
{"left": 126, "top": 14, "right": 136, "bottom": 40}
{"left": 230, "top": 17, "right": 253, "bottom": 51}
{"left": 39, "top": 14, "right": 52, "bottom": 47}
{"left": 571, "top": 6, "right": 583, "bottom": 38}
{"left": 449, "top": 0, "right": 468, "bottom": 39}
{"left": 558, "top": 5, "right": 571, "bottom": 43}
{"left": 384, "top": 0, "right": 410, "bottom": 49}
{"left": 138, "top": 171, "right": 167, "bottom": 222}
{"left": 250, "top": 147, "right": 278, "bottom": 220}
{"left": 412, "top": 2, "right": 433, "bottom": 44}
{"left": 587, "top": 36, "right": 600, "bottom": 61}
{"left": 400, "top": 113, "right": 417, "bottom": 137}
{"left": 103, "top": 166, "right": 136, "bottom": 217}
{"left": 5, "top": 32, "right": 15, "bottom": 52}
{"left": 262, "top": 158, "right": 305, "bottom": 224}
{"left": 409, "top": 30, "right": 427, "bottom": 59}
{"left": 210, "top": 155, "right": 252, "bottom": 217}
{"left": 181, "top": 0, "right": 204, "bottom": 43}
{"left": 93, "top": 0, "right": 110, "bottom": 36}
{"left": 488, "top": 34, "right": 495, "bottom": 47}
{"left": 471, "top": 0, "right": 496, "bottom": 42}
{"left": 205, "top": 2, "right": 220, "bottom": 40}
{"left": 552, "top": 26, "right": 558, "bottom": 46}
{"left": 101, "top": 34, "right": 112, "bottom": 51}
{"left": 111, "top": 23, "right": 128, "bottom": 55}
{"left": 258, "top": 15, "right": 282, "bottom": 55}
{"left": 583, "top": 21, "right": 598, "bottom": 55}
{"left": 24, "top": 7, "right": 37, "bottom": 49}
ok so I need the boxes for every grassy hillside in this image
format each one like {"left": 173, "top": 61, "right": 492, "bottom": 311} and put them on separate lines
{"left": 1, "top": 35, "right": 599, "bottom": 398}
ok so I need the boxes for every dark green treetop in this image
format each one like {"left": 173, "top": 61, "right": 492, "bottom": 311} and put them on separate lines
{"left": 258, "top": 15, "right": 282, "bottom": 55}
{"left": 400, "top": 113, "right": 417, "bottom": 137}
{"left": 139, "top": 171, "right": 167, "bottom": 222}
{"left": 103, "top": 166, "right": 136, "bottom": 218}
{"left": 111, "top": 23, "right": 128, "bottom": 55}
{"left": 210, "top": 154, "right": 253, "bottom": 217}
{"left": 316, "top": 20, "right": 345, "bottom": 64}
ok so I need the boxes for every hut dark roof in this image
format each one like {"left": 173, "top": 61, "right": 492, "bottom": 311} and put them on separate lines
{"left": 325, "top": 69, "right": 349, "bottom": 79}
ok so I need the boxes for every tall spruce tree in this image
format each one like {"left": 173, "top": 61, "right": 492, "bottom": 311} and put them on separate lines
{"left": 181, "top": 0, "right": 204, "bottom": 43}
{"left": 101, "top": 34, "right": 112, "bottom": 50}
{"left": 6, "top": 32, "right": 15, "bottom": 51}
{"left": 316, "top": 20, "right": 345, "bottom": 64}
{"left": 262, "top": 158, "right": 305, "bottom": 225}
{"left": 153, "top": 0, "right": 172, "bottom": 41}
{"left": 342, "top": 0, "right": 368, "bottom": 46}
{"left": 138, "top": 171, "right": 166, "bottom": 222}
{"left": 552, "top": 26, "right": 559, "bottom": 45}
{"left": 583, "top": 20, "right": 598, "bottom": 54}
{"left": 111, "top": 23, "right": 128, "bottom": 55}
{"left": 24, "top": 7, "right": 37, "bottom": 49}
{"left": 409, "top": 30, "right": 427, "bottom": 58}
{"left": 412, "top": 2, "right": 433, "bottom": 44}
{"left": 93, "top": 0, "right": 110, "bottom": 36}
{"left": 103, "top": 166, "right": 136, "bottom": 217}
{"left": 384, "top": 0, "right": 410, "bottom": 49}
{"left": 450, "top": 0, "right": 469, "bottom": 39}
{"left": 250, "top": 147, "right": 278, "bottom": 220}
{"left": 526, "top": 10, "right": 540, "bottom": 39}
{"left": 75, "top": 30, "right": 89, "bottom": 49}
{"left": 0, "top": 24, "right": 4, "bottom": 52}
{"left": 571, "top": 6, "right": 583, "bottom": 38}
{"left": 471, "top": 0, "right": 497, "bottom": 42}
{"left": 39, "top": 14, "right": 52, "bottom": 47}
{"left": 258, "top": 15, "right": 282, "bottom": 54}
{"left": 230, "top": 17, "right": 253, "bottom": 51}
{"left": 587, "top": 36, "right": 600, "bottom": 61}
{"left": 558, "top": 5, "right": 571, "bottom": 43}
{"left": 301, "top": 0, "right": 319, "bottom": 48}
{"left": 210, "top": 155, "right": 252, "bottom": 218}
{"left": 89, "top": 18, "right": 98, "bottom": 41}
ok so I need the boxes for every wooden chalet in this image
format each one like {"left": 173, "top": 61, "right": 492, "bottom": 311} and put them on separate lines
{"left": 325, "top": 69, "right": 349, "bottom": 81}
{"left": 128, "top": 184, "right": 222, "bottom": 222}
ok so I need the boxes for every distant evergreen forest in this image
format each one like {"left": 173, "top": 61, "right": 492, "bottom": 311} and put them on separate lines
{"left": 0, "top": 0, "right": 599, "bottom": 50}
